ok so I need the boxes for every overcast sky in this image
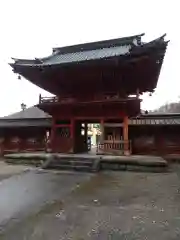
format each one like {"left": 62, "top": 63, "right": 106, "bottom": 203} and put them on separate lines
{"left": 0, "top": 0, "right": 178, "bottom": 116}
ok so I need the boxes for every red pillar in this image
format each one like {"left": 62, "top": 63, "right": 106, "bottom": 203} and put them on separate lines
{"left": 50, "top": 118, "right": 56, "bottom": 152}
{"left": 123, "top": 115, "right": 130, "bottom": 155}
{"left": 100, "top": 119, "right": 104, "bottom": 143}
{"left": 97, "top": 119, "right": 104, "bottom": 154}
{"left": 70, "top": 118, "right": 74, "bottom": 153}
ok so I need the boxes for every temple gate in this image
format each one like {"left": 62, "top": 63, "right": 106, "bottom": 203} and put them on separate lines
{"left": 10, "top": 34, "right": 168, "bottom": 155}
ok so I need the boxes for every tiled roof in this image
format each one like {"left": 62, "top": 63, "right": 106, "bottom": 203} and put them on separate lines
{"left": 0, "top": 106, "right": 51, "bottom": 128}
{"left": 1, "top": 106, "right": 51, "bottom": 119}
{"left": 0, "top": 119, "right": 51, "bottom": 128}
{"left": 9, "top": 34, "right": 169, "bottom": 96}
{"left": 43, "top": 45, "right": 131, "bottom": 65}
{"left": 10, "top": 34, "right": 168, "bottom": 67}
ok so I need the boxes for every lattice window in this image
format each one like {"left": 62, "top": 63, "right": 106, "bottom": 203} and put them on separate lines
{"left": 57, "top": 127, "right": 70, "bottom": 138}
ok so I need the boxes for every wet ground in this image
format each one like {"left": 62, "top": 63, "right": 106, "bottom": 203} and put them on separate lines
{"left": 0, "top": 165, "right": 180, "bottom": 239}
{"left": 0, "top": 161, "right": 31, "bottom": 181}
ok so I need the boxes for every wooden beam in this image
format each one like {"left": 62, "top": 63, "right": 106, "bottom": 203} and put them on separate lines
{"left": 54, "top": 124, "right": 71, "bottom": 127}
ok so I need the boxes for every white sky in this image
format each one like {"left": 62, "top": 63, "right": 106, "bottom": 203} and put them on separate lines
{"left": 0, "top": 0, "right": 178, "bottom": 116}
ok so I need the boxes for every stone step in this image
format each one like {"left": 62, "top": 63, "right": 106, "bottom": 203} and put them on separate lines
{"left": 101, "top": 162, "right": 168, "bottom": 172}
{"left": 48, "top": 164, "right": 93, "bottom": 171}
{"left": 51, "top": 159, "right": 93, "bottom": 166}
{"left": 50, "top": 164, "right": 93, "bottom": 169}
{"left": 43, "top": 156, "right": 98, "bottom": 172}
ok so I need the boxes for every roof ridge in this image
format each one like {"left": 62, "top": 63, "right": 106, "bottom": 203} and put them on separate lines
{"left": 52, "top": 33, "right": 145, "bottom": 54}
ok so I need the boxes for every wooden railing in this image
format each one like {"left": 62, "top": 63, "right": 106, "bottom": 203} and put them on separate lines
{"left": 96, "top": 140, "right": 132, "bottom": 155}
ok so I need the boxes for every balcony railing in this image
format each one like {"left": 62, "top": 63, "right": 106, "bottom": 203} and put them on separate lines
{"left": 39, "top": 95, "right": 58, "bottom": 104}
{"left": 39, "top": 94, "right": 139, "bottom": 105}
{"left": 96, "top": 140, "right": 132, "bottom": 155}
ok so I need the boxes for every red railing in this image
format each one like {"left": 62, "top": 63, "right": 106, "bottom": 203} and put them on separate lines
{"left": 96, "top": 140, "right": 132, "bottom": 155}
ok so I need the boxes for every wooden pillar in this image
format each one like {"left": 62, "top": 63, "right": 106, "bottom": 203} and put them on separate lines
{"left": 70, "top": 118, "right": 74, "bottom": 138}
{"left": 97, "top": 119, "right": 104, "bottom": 154}
{"left": 50, "top": 118, "right": 56, "bottom": 152}
{"left": 84, "top": 123, "right": 88, "bottom": 138}
{"left": 100, "top": 119, "right": 104, "bottom": 144}
{"left": 123, "top": 115, "right": 130, "bottom": 155}
{"left": 70, "top": 118, "right": 74, "bottom": 153}
{"left": 84, "top": 123, "right": 88, "bottom": 152}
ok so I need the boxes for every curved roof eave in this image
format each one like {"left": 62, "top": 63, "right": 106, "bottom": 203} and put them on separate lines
{"left": 9, "top": 34, "right": 168, "bottom": 69}
{"left": 9, "top": 41, "right": 168, "bottom": 73}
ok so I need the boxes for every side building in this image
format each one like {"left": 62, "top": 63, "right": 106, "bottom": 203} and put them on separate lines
{"left": 0, "top": 107, "right": 51, "bottom": 154}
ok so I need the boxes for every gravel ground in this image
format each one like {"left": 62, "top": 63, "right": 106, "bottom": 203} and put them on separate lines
{"left": 1, "top": 165, "right": 180, "bottom": 239}
{"left": 0, "top": 161, "right": 31, "bottom": 181}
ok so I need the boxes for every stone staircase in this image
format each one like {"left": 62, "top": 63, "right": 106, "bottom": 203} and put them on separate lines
{"left": 4, "top": 152, "right": 168, "bottom": 173}
{"left": 41, "top": 155, "right": 100, "bottom": 172}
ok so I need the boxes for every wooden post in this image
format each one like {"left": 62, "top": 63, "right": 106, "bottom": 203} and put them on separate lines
{"left": 84, "top": 123, "right": 88, "bottom": 152}
{"left": 100, "top": 119, "right": 104, "bottom": 144}
{"left": 97, "top": 119, "right": 104, "bottom": 154}
{"left": 70, "top": 118, "right": 74, "bottom": 153}
{"left": 70, "top": 118, "right": 74, "bottom": 138}
{"left": 50, "top": 118, "right": 56, "bottom": 152}
{"left": 123, "top": 115, "right": 130, "bottom": 155}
